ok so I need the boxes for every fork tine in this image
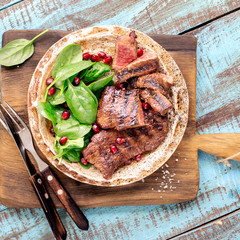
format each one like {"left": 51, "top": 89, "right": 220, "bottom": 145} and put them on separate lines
{"left": 0, "top": 103, "right": 21, "bottom": 131}
{"left": 0, "top": 115, "right": 12, "bottom": 134}
{"left": 5, "top": 101, "right": 27, "bottom": 129}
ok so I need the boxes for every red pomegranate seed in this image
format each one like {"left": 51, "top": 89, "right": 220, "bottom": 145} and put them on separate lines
{"left": 115, "top": 137, "right": 125, "bottom": 144}
{"left": 63, "top": 103, "right": 68, "bottom": 109}
{"left": 48, "top": 86, "right": 56, "bottom": 96}
{"left": 50, "top": 125, "right": 55, "bottom": 135}
{"left": 137, "top": 48, "right": 143, "bottom": 57}
{"left": 142, "top": 102, "right": 150, "bottom": 110}
{"left": 46, "top": 77, "right": 54, "bottom": 86}
{"left": 83, "top": 52, "right": 91, "bottom": 60}
{"left": 80, "top": 158, "right": 88, "bottom": 165}
{"left": 129, "top": 31, "right": 137, "bottom": 38}
{"left": 91, "top": 54, "right": 100, "bottom": 62}
{"left": 62, "top": 110, "right": 70, "bottom": 120}
{"left": 73, "top": 76, "right": 81, "bottom": 86}
{"left": 103, "top": 56, "right": 113, "bottom": 64}
{"left": 98, "top": 51, "right": 107, "bottom": 59}
{"left": 92, "top": 123, "right": 101, "bottom": 133}
{"left": 59, "top": 136, "right": 68, "bottom": 145}
{"left": 124, "top": 159, "right": 132, "bottom": 165}
{"left": 135, "top": 154, "right": 142, "bottom": 161}
{"left": 110, "top": 145, "right": 117, "bottom": 154}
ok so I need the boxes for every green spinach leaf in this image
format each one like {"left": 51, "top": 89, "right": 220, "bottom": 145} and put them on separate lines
{"left": 0, "top": 30, "right": 49, "bottom": 67}
{"left": 47, "top": 88, "right": 66, "bottom": 105}
{"left": 37, "top": 102, "right": 64, "bottom": 125}
{"left": 44, "top": 61, "right": 94, "bottom": 100}
{"left": 65, "top": 80, "right": 98, "bottom": 124}
{"left": 88, "top": 72, "right": 114, "bottom": 92}
{"left": 54, "top": 117, "right": 91, "bottom": 139}
{"left": 83, "top": 62, "right": 111, "bottom": 83}
{"left": 52, "top": 44, "right": 82, "bottom": 78}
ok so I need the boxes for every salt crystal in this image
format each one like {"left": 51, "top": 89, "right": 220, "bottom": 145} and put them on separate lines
{"left": 176, "top": 158, "right": 179, "bottom": 162}
{"left": 162, "top": 176, "right": 165, "bottom": 179}
{"left": 142, "top": 179, "right": 145, "bottom": 182}
{"left": 160, "top": 196, "right": 163, "bottom": 198}
{"left": 171, "top": 189, "right": 173, "bottom": 191}
{"left": 165, "top": 164, "right": 169, "bottom": 168}
{"left": 184, "top": 158, "right": 187, "bottom": 160}
{"left": 158, "top": 190, "right": 161, "bottom": 192}
{"left": 177, "top": 180, "right": 180, "bottom": 183}
{"left": 163, "top": 185, "right": 168, "bottom": 189}
{"left": 178, "top": 152, "right": 180, "bottom": 155}
{"left": 152, "top": 188, "right": 154, "bottom": 190}
{"left": 165, "top": 170, "right": 170, "bottom": 174}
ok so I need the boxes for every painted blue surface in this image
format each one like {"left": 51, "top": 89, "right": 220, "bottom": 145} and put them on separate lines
{"left": 0, "top": 0, "right": 240, "bottom": 239}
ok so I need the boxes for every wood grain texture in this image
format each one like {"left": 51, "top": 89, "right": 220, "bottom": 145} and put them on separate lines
{"left": 188, "top": 10, "right": 240, "bottom": 135}
{"left": 0, "top": 0, "right": 239, "bottom": 45}
{"left": 0, "top": 1, "right": 240, "bottom": 240}
{"left": 0, "top": 30, "right": 199, "bottom": 208}
{"left": 176, "top": 210, "right": 240, "bottom": 240}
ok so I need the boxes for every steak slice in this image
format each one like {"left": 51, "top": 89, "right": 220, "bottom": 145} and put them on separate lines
{"left": 130, "top": 73, "right": 173, "bottom": 94}
{"left": 117, "top": 51, "right": 159, "bottom": 83}
{"left": 112, "top": 32, "right": 137, "bottom": 71}
{"left": 140, "top": 89, "right": 172, "bottom": 115}
{"left": 97, "top": 86, "right": 144, "bottom": 131}
{"left": 82, "top": 110, "right": 168, "bottom": 179}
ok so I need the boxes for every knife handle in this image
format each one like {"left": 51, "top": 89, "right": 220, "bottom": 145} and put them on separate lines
{"left": 41, "top": 166, "right": 89, "bottom": 230}
{"left": 29, "top": 173, "right": 67, "bottom": 240}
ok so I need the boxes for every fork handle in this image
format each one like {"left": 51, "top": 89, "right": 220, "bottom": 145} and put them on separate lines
{"left": 29, "top": 173, "right": 67, "bottom": 240}
{"left": 41, "top": 167, "right": 89, "bottom": 230}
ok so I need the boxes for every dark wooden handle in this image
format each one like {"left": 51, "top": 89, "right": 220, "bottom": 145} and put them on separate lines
{"left": 29, "top": 173, "right": 67, "bottom": 240}
{"left": 41, "top": 167, "right": 89, "bottom": 230}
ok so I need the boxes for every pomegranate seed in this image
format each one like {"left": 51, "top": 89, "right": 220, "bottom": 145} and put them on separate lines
{"left": 73, "top": 76, "right": 80, "bottom": 86}
{"left": 48, "top": 86, "right": 56, "bottom": 96}
{"left": 115, "top": 137, "right": 125, "bottom": 144}
{"left": 137, "top": 48, "right": 143, "bottom": 57}
{"left": 103, "top": 56, "right": 113, "bottom": 64}
{"left": 46, "top": 77, "right": 54, "bottom": 86}
{"left": 92, "top": 123, "right": 100, "bottom": 133}
{"left": 83, "top": 52, "right": 91, "bottom": 60}
{"left": 142, "top": 102, "right": 150, "bottom": 110}
{"left": 124, "top": 159, "right": 132, "bottom": 165}
{"left": 59, "top": 136, "right": 68, "bottom": 145}
{"left": 62, "top": 110, "right": 70, "bottom": 120}
{"left": 80, "top": 158, "right": 88, "bottom": 166}
{"left": 110, "top": 145, "right": 117, "bottom": 154}
{"left": 50, "top": 125, "right": 55, "bottom": 135}
{"left": 91, "top": 54, "right": 100, "bottom": 62}
{"left": 135, "top": 154, "right": 142, "bottom": 161}
{"left": 63, "top": 103, "right": 68, "bottom": 109}
{"left": 98, "top": 51, "right": 107, "bottom": 59}
{"left": 129, "top": 31, "right": 137, "bottom": 38}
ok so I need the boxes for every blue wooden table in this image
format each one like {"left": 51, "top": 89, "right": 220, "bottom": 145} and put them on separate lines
{"left": 0, "top": 0, "right": 240, "bottom": 239}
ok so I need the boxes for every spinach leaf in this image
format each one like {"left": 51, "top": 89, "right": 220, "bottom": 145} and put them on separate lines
{"left": 37, "top": 102, "right": 64, "bottom": 125}
{"left": 44, "top": 61, "right": 94, "bottom": 100}
{"left": 88, "top": 72, "right": 114, "bottom": 92}
{"left": 56, "top": 136, "right": 84, "bottom": 150}
{"left": 47, "top": 88, "right": 65, "bottom": 105}
{"left": 83, "top": 62, "right": 111, "bottom": 83}
{"left": 52, "top": 44, "right": 82, "bottom": 79}
{"left": 55, "top": 73, "right": 78, "bottom": 89}
{"left": 0, "top": 29, "right": 48, "bottom": 67}
{"left": 55, "top": 117, "right": 91, "bottom": 139}
{"left": 65, "top": 80, "right": 98, "bottom": 124}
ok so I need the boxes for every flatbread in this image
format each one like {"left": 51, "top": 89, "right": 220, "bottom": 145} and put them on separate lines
{"left": 28, "top": 26, "right": 188, "bottom": 186}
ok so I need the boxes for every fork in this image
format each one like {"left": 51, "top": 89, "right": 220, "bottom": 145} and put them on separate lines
{"left": 0, "top": 102, "right": 89, "bottom": 239}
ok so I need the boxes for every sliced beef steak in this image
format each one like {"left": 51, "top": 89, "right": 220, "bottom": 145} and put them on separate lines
{"left": 140, "top": 89, "right": 172, "bottom": 115}
{"left": 82, "top": 110, "right": 168, "bottom": 179}
{"left": 97, "top": 86, "right": 144, "bottom": 131}
{"left": 117, "top": 51, "right": 159, "bottom": 83}
{"left": 130, "top": 73, "right": 173, "bottom": 94}
{"left": 112, "top": 32, "right": 137, "bottom": 71}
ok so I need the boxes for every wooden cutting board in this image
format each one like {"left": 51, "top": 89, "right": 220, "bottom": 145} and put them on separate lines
{"left": 0, "top": 30, "right": 239, "bottom": 208}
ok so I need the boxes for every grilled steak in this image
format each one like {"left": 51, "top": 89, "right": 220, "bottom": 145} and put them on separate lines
{"left": 82, "top": 110, "right": 168, "bottom": 179}
{"left": 129, "top": 73, "right": 173, "bottom": 94}
{"left": 117, "top": 51, "right": 159, "bottom": 83}
{"left": 140, "top": 89, "right": 172, "bottom": 115}
{"left": 97, "top": 86, "right": 144, "bottom": 131}
{"left": 112, "top": 32, "right": 137, "bottom": 71}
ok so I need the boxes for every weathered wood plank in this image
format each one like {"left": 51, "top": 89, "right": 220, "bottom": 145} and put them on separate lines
{"left": 0, "top": 0, "right": 23, "bottom": 11}
{"left": 176, "top": 210, "right": 240, "bottom": 240}
{"left": 0, "top": 0, "right": 239, "bottom": 44}
{"left": 0, "top": 151, "right": 239, "bottom": 239}
{"left": 188, "top": 11, "right": 240, "bottom": 134}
